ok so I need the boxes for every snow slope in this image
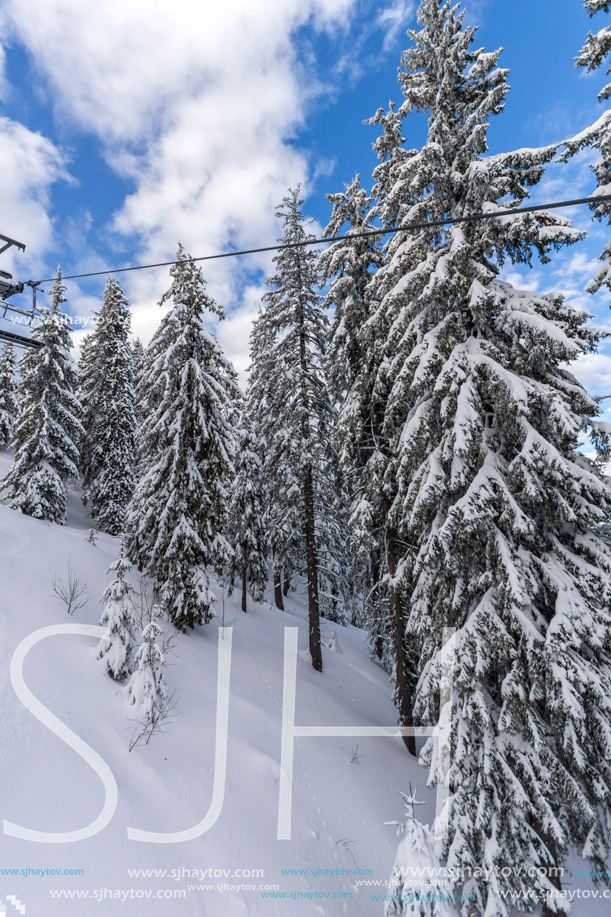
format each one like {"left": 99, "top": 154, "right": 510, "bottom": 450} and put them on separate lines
{"left": 0, "top": 449, "right": 428, "bottom": 917}
{"left": 0, "top": 447, "right": 608, "bottom": 916}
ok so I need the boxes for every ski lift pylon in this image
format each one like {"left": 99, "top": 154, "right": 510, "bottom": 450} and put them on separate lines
{"left": 0, "top": 231, "right": 43, "bottom": 349}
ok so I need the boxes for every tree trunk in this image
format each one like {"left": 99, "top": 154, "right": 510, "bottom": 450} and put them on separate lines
{"left": 273, "top": 565, "right": 284, "bottom": 611}
{"left": 304, "top": 464, "right": 323, "bottom": 672}
{"left": 531, "top": 817, "right": 566, "bottom": 917}
{"left": 241, "top": 563, "right": 248, "bottom": 613}
{"left": 384, "top": 498, "right": 415, "bottom": 755}
{"left": 283, "top": 573, "right": 290, "bottom": 596}
{"left": 295, "top": 256, "right": 323, "bottom": 674}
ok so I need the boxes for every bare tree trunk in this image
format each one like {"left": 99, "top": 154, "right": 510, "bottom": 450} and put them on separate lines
{"left": 283, "top": 573, "right": 290, "bottom": 596}
{"left": 383, "top": 499, "right": 415, "bottom": 755}
{"left": 241, "top": 563, "right": 248, "bottom": 613}
{"left": 304, "top": 464, "right": 322, "bottom": 672}
{"left": 295, "top": 258, "right": 323, "bottom": 673}
{"left": 273, "top": 564, "right": 284, "bottom": 611}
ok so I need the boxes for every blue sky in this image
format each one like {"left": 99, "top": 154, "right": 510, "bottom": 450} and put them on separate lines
{"left": 0, "top": 0, "right": 610, "bottom": 404}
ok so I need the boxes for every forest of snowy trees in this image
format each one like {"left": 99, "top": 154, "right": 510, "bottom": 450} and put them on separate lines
{"left": 2, "top": 1, "right": 611, "bottom": 914}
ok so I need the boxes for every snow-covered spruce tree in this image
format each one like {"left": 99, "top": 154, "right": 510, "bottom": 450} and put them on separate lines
{"left": 0, "top": 342, "right": 17, "bottom": 447}
{"left": 360, "top": 102, "right": 419, "bottom": 681}
{"left": 77, "top": 330, "right": 97, "bottom": 487}
{"left": 322, "top": 103, "right": 419, "bottom": 745}
{"left": 247, "top": 303, "right": 301, "bottom": 610}
{"left": 374, "top": 1, "right": 611, "bottom": 911}
{"left": 578, "top": 0, "right": 611, "bottom": 99}
{"left": 125, "top": 246, "right": 238, "bottom": 631}
{"left": 78, "top": 277, "right": 136, "bottom": 534}
{"left": 225, "top": 409, "right": 268, "bottom": 612}
{"left": 561, "top": 2, "right": 611, "bottom": 292}
{"left": 320, "top": 174, "right": 383, "bottom": 413}
{"left": 319, "top": 174, "right": 383, "bottom": 629}
{"left": 248, "top": 188, "right": 351, "bottom": 668}
{"left": 127, "top": 619, "right": 167, "bottom": 718}
{"left": 386, "top": 795, "right": 454, "bottom": 917}
{"left": 315, "top": 499, "right": 353, "bottom": 626}
{"left": 131, "top": 337, "right": 145, "bottom": 424}
{"left": 131, "top": 337, "right": 144, "bottom": 383}
{"left": 97, "top": 546, "right": 136, "bottom": 683}
{"left": 131, "top": 326, "right": 169, "bottom": 489}
{"left": 1, "top": 269, "right": 83, "bottom": 523}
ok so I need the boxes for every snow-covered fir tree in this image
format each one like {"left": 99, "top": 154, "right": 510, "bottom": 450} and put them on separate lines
{"left": 319, "top": 174, "right": 388, "bottom": 634}
{"left": 359, "top": 102, "right": 419, "bottom": 680}
{"left": 320, "top": 173, "right": 382, "bottom": 413}
{"left": 131, "top": 337, "right": 144, "bottom": 382}
{"left": 315, "top": 496, "right": 353, "bottom": 627}
{"left": 78, "top": 277, "right": 136, "bottom": 535}
{"left": 561, "top": 1, "right": 611, "bottom": 292}
{"left": 248, "top": 188, "right": 351, "bottom": 668}
{"left": 247, "top": 300, "right": 301, "bottom": 610}
{"left": 386, "top": 795, "right": 454, "bottom": 916}
{"left": 97, "top": 546, "right": 136, "bottom": 683}
{"left": 577, "top": 0, "right": 611, "bottom": 101}
{"left": 131, "top": 337, "right": 145, "bottom": 423}
{"left": 127, "top": 619, "right": 167, "bottom": 719}
{"left": 321, "top": 104, "right": 418, "bottom": 742}
{"left": 77, "top": 330, "right": 97, "bottom": 483}
{"left": 125, "top": 245, "right": 238, "bottom": 631}
{"left": 0, "top": 342, "right": 17, "bottom": 447}
{"left": 1, "top": 269, "right": 83, "bottom": 523}
{"left": 131, "top": 328, "right": 167, "bottom": 487}
{"left": 225, "top": 410, "right": 268, "bottom": 612}
{"left": 368, "top": 1, "right": 611, "bottom": 911}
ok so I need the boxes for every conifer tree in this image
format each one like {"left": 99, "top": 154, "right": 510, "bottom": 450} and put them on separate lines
{"left": 97, "top": 547, "right": 136, "bottom": 683}
{"left": 247, "top": 305, "right": 300, "bottom": 610}
{"left": 386, "top": 795, "right": 454, "bottom": 916}
{"left": 577, "top": 0, "right": 611, "bottom": 102}
{"left": 1, "top": 269, "right": 82, "bottom": 523}
{"left": 562, "top": 1, "right": 611, "bottom": 292}
{"left": 125, "top": 245, "right": 238, "bottom": 631}
{"left": 79, "top": 277, "right": 136, "bottom": 534}
{"left": 371, "top": 1, "right": 611, "bottom": 910}
{"left": 577, "top": 0, "right": 611, "bottom": 91}
{"left": 0, "top": 342, "right": 17, "bottom": 447}
{"left": 127, "top": 619, "right": 167, "bottom": 718}
{"left": 131, "top": 337, "right": 145, "bottom": 423}
{"left": 320, "top": 174, "right": 382, "bottom": 409}
{"left": 131, "top": 337, "right": 144, "bottom": 382}
{"left": 77, "top": 330, "right": 97, "bottom": 487}
{"left": 319, "top": 173, "right": 390, "bottom": 636}
{"left": 322, "top": 107, "right": 418, "bottom": 741}
{"left": 248, "top": 188, "right": 350, "bottom": 669}
{"left": 226, "top": 410, "right": 268, "bottom": 612}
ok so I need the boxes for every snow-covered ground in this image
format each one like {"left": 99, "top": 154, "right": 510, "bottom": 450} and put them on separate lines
{"left": 0, "top": 448, "right": 428, "bottom": 916}
{"left": 1, "top": 447, "right": 608, "bottom": 916}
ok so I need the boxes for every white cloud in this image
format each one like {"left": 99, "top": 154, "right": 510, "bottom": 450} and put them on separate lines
{"left": 0, "top": 116, "right": 71, "bottom": 278}
{"left": 0, "top": 45, "right": 7, "bottom": 101}
{"left": 553, "top": 250, "right": 600, "bottom": 282}
{"left": 499, "top": 267, "right": 542, "bottom": 292}
{"left": 1, "top": 0, "right": 358, "bottom": 370}
{"left": 569, "top": 351, "right": 611, "bottom": 394}
{"left": 217, "top": 284, "right": 266, "bottom": 384}
{"left": 377, "top": 0, "right": 415, "bottom": 52}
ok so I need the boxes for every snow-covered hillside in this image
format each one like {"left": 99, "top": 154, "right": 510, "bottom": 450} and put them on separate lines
{"left": 1, "top": 444, "right": 609, "bottom": 917}
{"left": 0, "top": 449, "right": 429, "bottom": 917}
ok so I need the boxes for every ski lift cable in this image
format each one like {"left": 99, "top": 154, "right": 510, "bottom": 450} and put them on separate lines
{"left": 28, "top": 193, "right": 611, "bottom": 287}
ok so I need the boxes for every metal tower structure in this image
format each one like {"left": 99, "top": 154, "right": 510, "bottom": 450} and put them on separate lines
{"left": 0, "top": 233, "right": 42, "bottom": 350}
